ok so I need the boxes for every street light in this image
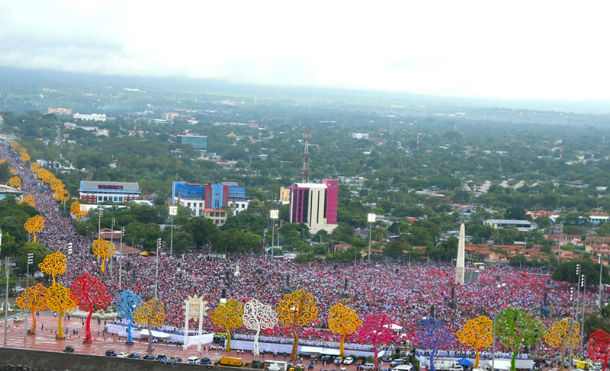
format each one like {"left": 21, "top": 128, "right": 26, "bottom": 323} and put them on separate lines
{"left": 154, "top": 238, "right": 161, "bottom": 298}
{"left": 169, "top": 205, "right": 177, "bottom": 256}
{"left": 3, "top": 257, "right": 10, "bottom": 346}
{"left": 119, "top": 226, "right": 125, "bottom": 291}
{"left": 98, "top": 209, "right": 103, "bottom": 236}
{"left": 270, "top": 210, "right": 279, "bottom": 258}
{"left": 599, "top": 254, "right": 604, "bottom": 311}
{"left": 367, "top": 213, "right": 376, "bottom": 261}
{"left": 110, "top": 217, "right": 115, "bottom": 274}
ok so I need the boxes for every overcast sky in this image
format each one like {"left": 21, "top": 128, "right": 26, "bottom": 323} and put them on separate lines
{"left": 1, "top": 0, "right": 608, "bottom": 101}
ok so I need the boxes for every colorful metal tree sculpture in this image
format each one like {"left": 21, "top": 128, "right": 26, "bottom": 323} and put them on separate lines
{"left": 276, "top": 289, "right": 319, "bottom": 361}
{"left": 7, "top": 176, "right": 21, "bottom": 189}
{"left": 115, "top": 290, "right": 143, "bottom": 344}
{"left": 210, "top": 298, "right": 243, "bottom": 352}
{"left": 46, "top": 283, "right": 77, "bottom": 339}
{"left": 134, "top": 297, "right": 166, "bottom": 353}
{"left": 587, "top": 329, "right": 610, "bottom": 371}
{"left": 456, "top": 315, "right": 494, "bottom": 368}
{"left": 16, "top": 283, "right": 48, "bottom": 334}
{"left": 70, "top": 273, "right": 112, "bottom": 342}
{"left": 358, "top": 312, "right": 396, "bottom": 367}
{"left": 24, "top": 215, "right": 44, "bottom": 243}
{"left": 92, "top": 238, "right": 115, "bottom": 273}
{"left": 418, "top": 317, "right": 454, "bottom": 371}
{"left": 328, "top": 302, "right": 362, "bottom": 357}
{"left": 544, "top": 318, "right": 580, "bottom": 371}
{"left": 38, "top": 251, "right": 66, "bottom": 285}
{"left": 243, "top": 298, "right": 277, "bottom": 356}
{"left": 18, "top": 194, "right": 36, "bottom": 208}
{"left": 70, "top": 201, "right": 88, "bottom": 221}
{"left": 496, "top": 307, "right": 543, "bottom": 371}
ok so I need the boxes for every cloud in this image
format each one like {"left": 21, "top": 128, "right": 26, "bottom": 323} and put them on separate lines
{"left": 0, "top": 0, "right": 608, "bottom": 101}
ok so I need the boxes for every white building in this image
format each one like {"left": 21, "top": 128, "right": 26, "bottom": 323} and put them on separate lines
{"left": 228, "top": 199, "right": 250, "bottom": 215}
{"left": 73, "top": 113, "right": 107, "bottom": 122}
{"left": 351, "top": 132, "right": 370, "bottom": 140}
{"left": 484, "top": 219, "right": 535, "bottom": 232}
{"left": 177, "top": 198, "right": 205, "bottom": 217}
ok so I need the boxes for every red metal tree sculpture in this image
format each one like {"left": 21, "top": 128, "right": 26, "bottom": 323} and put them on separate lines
{"left": 70, "top": 273, "right": 112, "bottom": 342}
{"left": 357, "top": 312, "right": 396, "bottom": 367}
{"left": 587, "top": 329, "right": 610, "bottom": 371}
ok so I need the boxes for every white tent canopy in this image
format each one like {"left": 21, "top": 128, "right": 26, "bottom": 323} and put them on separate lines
{"left": 140, "top": 329, "right": 170, "bottom": 338}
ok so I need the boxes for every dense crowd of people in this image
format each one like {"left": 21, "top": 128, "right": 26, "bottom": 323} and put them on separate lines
{"left": 1, "top": 140, "right": 606, "bottom": 356}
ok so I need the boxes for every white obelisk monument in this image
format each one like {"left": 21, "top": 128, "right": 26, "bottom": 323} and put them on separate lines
{"left": 455, "top": 223, "right": 465, "bottom": 285}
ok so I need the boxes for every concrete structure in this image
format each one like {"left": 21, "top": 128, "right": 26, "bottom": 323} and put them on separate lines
{"left": 79, "top": 180, "right": 140, "bottom": 204}
{"left": 0, "top": 184, "right": 22, "bottom": 200}
{"left": 203, "top": 208, "right": 227, "bottom": 225}
{"left": 289, "top": 179, "right": 338, "bottom": 234}
{"left": 351, "top": 133, "right": 369, "bottom": 139}
{"left": 47, "top": 107, "right": 72, "bottom": 115}
{"left": 178, "top": 134, "right": 207, "bottom": 149}
{"left": 171, "top": 181, "right": 247, "bottom": 216}
{"left": 455, "top": 223, "right": 465, "bottom": 285}
{"left": 484, "top": 219, "right": 535, "bottom": 232}
{"left": 73, "top": 113, "right": 107, "bottom": 122}
{"left": 279, "top": 186, "right": 291, "bottom": 205}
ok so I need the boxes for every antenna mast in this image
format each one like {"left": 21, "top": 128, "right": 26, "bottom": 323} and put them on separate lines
{"left": 301, "top": 129, "right": 310, "bottom": 182}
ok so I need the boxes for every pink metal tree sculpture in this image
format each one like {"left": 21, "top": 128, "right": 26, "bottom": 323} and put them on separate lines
{"left": 70, "top": 273, "right": 112, "bottom": 342}
{"left": 587, "top": 329, "right": 610, "bottom": 371}
{"left": 357, "top": 312, "right": 396, "bottom": 367}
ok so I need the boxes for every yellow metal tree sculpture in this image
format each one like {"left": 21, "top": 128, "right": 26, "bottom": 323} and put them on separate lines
{"left": 328, "top": 302, "right": 362, "bottom": 357}
{"left": 276, "top": 289, "right": 319, "bottom": 361}
{"left": 70, "top": 201, "right": 88, "bottom": 221}
{"left": 7, "top": 176, "right": 21, "bottom": 189}
{"left": 545, "top": 318, "right": 581, "bottom": 371}
{"left": 38, "top": 251, "right": 67, "bottom": 285}
{"left": 456, "top": 315, "right": 494, "bottom": 368}
{"left": 16, "top": 283, "right": 48, "bottom": 334}
{"left": 24, "top": 215, "right": 45, "bottom": 242}
{"left": 134, "top": 297, "right": 166, "bottom": 353}
{"left": 18, "top": 194, "right": 36, "bottom": 208}
{"left": 210, "top": 298, "right": 243, "bottom": 351}
{"left": 92, "top": 238, "right": 115, "bottom": 273}
{"left": 46, "top": 283, "right": 77, "bottom": 339}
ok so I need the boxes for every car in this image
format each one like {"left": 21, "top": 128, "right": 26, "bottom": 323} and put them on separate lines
{"left": 322, "top": 355, "right": 334, "bottom": 363}
{"left": 188, "top": 356, "right": 200, "bottom": 364}
{"left": 200, "top": 357, "right": 212, "bottom": 365}
{"left": 252, "top": 361, "right": 263, "bottom": 368}
{"left": 117, "top": 352, "right": 129, "bottom": 358}
{"left": 390, "top": 359, "right": 405, "bottom": 367}
{"left": 105, "top": 349, "right": 117, "bottom": 357}
{"left": 143, "top": 354, "right": 155, "bottom": 360}
{"left": 334, "top": 357, "right": 344, "bottom": 365}
{"left": 168, "top": 356, "right": 182, "bottom": 364}
{"left": 63, "top": 346, "right": 74, "bottom": 353}
{"left": 157, "top": 354, "right": 167, "bottom": 362}
{"left": 362, "top": 363, "right": 376, "bottom": 370}
{"left": 344, "top": 357, "right": 354, "bottom": 365}
{"left": 128, "top": 353, "right": 141, "bottom": 359}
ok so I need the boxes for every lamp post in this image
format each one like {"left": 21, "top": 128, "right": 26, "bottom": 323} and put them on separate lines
{"left": 119, "top": 226, "right": 124, "bottom": 291}
{"left": 98, "top": 209, "right": 103, "bottom": 236}
{"left": 568, "top": 287, "right": 575, "bottom": 371}
{"left": 367, "top": 213, "right": 376, "bottom": 261}
{"left": 579, "top": 274, "right": 586, "bottom": 356}
{"left": 154, "top": 238, "right": 161, "bottom": 298}
{"left": 26, "top": 253, "right": 33, "bottom": 283}
{"left": 169, "top": 206, "right": 177, "bottom": 256}
{"left": 491, "top": 283, "right": 506, "bottom": 371}
{"left": 270, "top": 210, "right": 279, "bottom": 258}
{"left": 3, "top": 257, "right": 10, "bottom": 346}
{"left": 599, "top": 254, "right": 604, "bottom": 311}
{"left": 110, "top": 217, "right": 115, "bottom": 275}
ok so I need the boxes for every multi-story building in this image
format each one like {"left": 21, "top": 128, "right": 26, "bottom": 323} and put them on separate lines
{"left": 178, "top": 134, "right": 207, "bottom": 150}
{"left": 171, "top": 181, "right": 247, "bottom": 216}
{"left": 47, "top": 107, "right": 72, "bottom": 115}
{"left": 203, "top": 208, "right": 227, "bottom": 226}
{"left": 73, "top": 113, "right": 107, "bottom": 122}
{"left": 288, "top": 179, "right": 338, "bottom": 234}
{"left": 79, "top": 181, "right": 140, "bottom": 204}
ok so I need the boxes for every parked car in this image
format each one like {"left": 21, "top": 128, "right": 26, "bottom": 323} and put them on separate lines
{"left": 63, "top": 346, "right": 74, "bottom": 354}
{"left": 322, "top": 355, "right": 334, "bottom": 363}
{"left": 344, "top": 357, "right": 354, "bottom": 365}
{"left": 128, "top": 353, "right": 141, "bottom": 359}
{"left": 143, "top": 354, "right": 155, "bottom": 360}
{"left": 105, "top": 349, "right": 117, "bottom": 357}
{"left": 391, "top": 359, "right": 406, "bottom": 367}
{"left": 157, "top": 354, "right": 167, "bottom": 362}
{"left": 252, "top": 360, "right": 263, "bottom": 368}
{"left": 117, "top": 352, "right": 129, "bottom": 358}
{"left": 362, "top": 363, "right": 375, "bottom": 370}
{"left": 334, "top": 357, "right": 344, "bottom": 365}
{"left": 188, "top": 356, "right": 200, "bottom": 364}
{"left": 167, "top": 356, "right": 182, "bottom": 365}
{"left": 200, "top": 357, "right": 212, "bottom": 365}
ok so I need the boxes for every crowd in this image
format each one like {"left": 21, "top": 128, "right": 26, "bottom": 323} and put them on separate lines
{"left": 1, "top": 140, "right": 606, "bottom": 356}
